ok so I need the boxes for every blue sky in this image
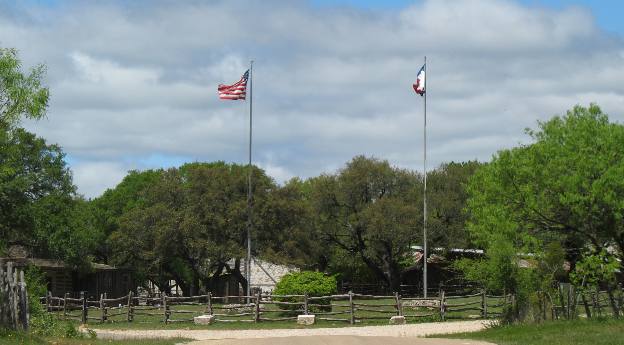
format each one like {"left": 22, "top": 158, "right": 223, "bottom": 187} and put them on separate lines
{"left": 2, "top": 0, "right": 623, "bottom": 197}
{"left": 312, "top": 0, "right": 624, "bottom": 34}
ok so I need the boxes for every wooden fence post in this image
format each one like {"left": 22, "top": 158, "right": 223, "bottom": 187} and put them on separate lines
{"left": 254, "top": 290, "right": 261, "bottom": 322}
{"left": 207, "top": 291, "right": 213, "bottom": 315}
{"left": 17, "top": 270, "right": 29, "bottom": 331}
{"left": 481, "top": 289, "right": 487, "bottom": 319}
{"left": 99, "top": 294, "right": 106, "bottom": 323}
{"left": 304, "top": 293, "right": 309, "bottom": 315}
{"left": 127, "top": 291, "right": 133, "bottom": 322}
{"left": 5, "top": 262, "right": 14, "bottom": 329}
{"left": 63, "top": 292, "right": 69, "bottom": 321}
{"left": 617, "top": 283, "right": 624, "bottom": 316}
{"left": 439, "top": 290, "right": 445, "bottom": 321}
{"left": 46, "top": 291, "right": 51, "bottom": 313}
{"left": 606, "top": 285, "right": 620, "bottom": 319}
{"left": 0, "top": 263, "right": 5, "bottom": 328}
{"left": 81, "top": 291, "right": 87, "bottom": 324}
{"left": 592, "top": 290, "right": 601, "bottom": 316}
{"left": 349, "top": 291, "right": 355, "bottom": 325}
{"left": 581, "top": 292, "right": 592, "bottom": 319}
{"left": 394, "top": 292, "right": 402, "bottom": 316}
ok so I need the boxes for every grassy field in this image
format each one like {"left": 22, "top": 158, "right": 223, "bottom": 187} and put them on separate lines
{"left": 442, "top": 318, "right": 624, "bottom": 345}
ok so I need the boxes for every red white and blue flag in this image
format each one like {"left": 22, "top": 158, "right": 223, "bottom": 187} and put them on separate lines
{"left": 218, "top": 70, "right": 249, "bottom": 100}
{"left": 413, "top": 64, "right": 426, "bottom": 96}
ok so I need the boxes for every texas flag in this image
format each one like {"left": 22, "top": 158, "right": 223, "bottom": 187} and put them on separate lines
{"left": 413, "top": 64, "right": 426, "bottom": 96}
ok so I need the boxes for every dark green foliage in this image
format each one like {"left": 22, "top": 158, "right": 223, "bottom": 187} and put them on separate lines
{"left": 427, "top": 161, "right": 483, "bottom": 249}
{"left": 309, "top": 156, "right": 421, "bottom": 291}
{"left": 0, "top": 129, "right": 96, "bottom": 268}
{"left": 91, "top": 169, "right": 163, "bottom": 263}
{"left": 108, "top": 162, "right": 283, "bottom": 295}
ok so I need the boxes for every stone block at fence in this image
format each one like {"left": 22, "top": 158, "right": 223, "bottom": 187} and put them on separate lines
{"left": 389, "top": 316, "right": 405, "bottom": 325}
{"left": 194, "top": 315, "right": 215, "bottom": 325}
{"left": 297, "top": 315, "right": 315, "bottom": 325}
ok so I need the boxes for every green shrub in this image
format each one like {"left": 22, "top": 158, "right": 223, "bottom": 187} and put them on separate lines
{"left": 273, "top": 271, "right": 337, "bottom": 312}
{"left": 24, "top": 266, "right": 81, "bottom": 338}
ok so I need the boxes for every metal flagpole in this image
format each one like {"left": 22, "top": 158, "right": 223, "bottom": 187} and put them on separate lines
{"left": 423, "top": 56, "right": 428, "bottom": 299}
{"left": 246, "top": 60, "right": 253, "bottom": 300}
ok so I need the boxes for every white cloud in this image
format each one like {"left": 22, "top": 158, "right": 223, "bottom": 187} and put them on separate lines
{"left": 1, "top": 0, "right": 623, "bottom": 198}
{"left": 71, "top": 161, "right": 128, "bottom": 198}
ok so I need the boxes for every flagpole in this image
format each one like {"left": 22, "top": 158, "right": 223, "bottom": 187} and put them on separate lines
{"left": 246, "top": 60, "right": 253, "bottom": 299}
{"left": 423, "top": 56, "right": 428, "bottom": 299}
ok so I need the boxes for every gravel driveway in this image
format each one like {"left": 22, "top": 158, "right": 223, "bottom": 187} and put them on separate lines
{"left": 187, "top": 335, "right": 495, "bottom": 345}
{"left": 92, "top": 320, "right": 492, "bottom": 342}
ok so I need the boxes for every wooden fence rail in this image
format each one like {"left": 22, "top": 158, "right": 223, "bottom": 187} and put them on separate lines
{"left": 41, "top": 289, "right": 517, "bottom": 325}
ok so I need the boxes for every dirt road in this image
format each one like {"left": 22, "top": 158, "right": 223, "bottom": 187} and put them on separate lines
{"left": 186, "top": 335, "right": 495, "bottom": 345}
{"left": 92, "top": 320, "right": 492, "bottom": 341}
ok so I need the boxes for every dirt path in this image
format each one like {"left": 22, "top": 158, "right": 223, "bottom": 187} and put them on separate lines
{"left": 91, "top": 320, "right": 492, "bottom": 341}
{"left": 187, "top": 335, "right": 495, "bottom": 345}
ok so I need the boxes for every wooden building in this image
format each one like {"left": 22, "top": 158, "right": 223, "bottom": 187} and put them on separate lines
{"left": 0, "top": 257, "right": 133, "bottom": 299}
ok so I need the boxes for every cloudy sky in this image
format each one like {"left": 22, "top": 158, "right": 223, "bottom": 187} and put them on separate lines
{"left": 1, "top": 0, "right": 623, "bottom": 198}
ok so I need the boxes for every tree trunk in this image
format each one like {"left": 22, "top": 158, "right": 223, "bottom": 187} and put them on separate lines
{"left": 226, "top": 259, "right": 248, "bottom": 297}
{"left": 153, "top": 280, "right": 171, "bottom": 295}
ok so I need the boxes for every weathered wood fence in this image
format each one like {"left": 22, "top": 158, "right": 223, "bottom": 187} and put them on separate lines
{"left": 0, "top": 262, "right": 29, "bottom": 330}
{"left": 41, "top": 289, "right": 512, "bottom": 325}
{"left": 549, "top": 283, "right": 624, "bottom": 320}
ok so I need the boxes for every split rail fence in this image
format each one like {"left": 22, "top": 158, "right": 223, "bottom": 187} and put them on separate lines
{"left": 41, "top": 289, "right": 512, "bottom": 325}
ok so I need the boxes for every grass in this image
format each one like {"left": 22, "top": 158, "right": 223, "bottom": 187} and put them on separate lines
{"left": 0, "top": 329, "right": 188, "bottom": 345}
{"left": 441, "top": 318, "right": 624, "bottom": 345}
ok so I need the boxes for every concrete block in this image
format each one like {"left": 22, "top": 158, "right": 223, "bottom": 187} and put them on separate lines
{"left": 297, "top": 314, "right": 315, "bottom": 325}
{"left": 389, "top": 315, "right": 406, "bottom": 325}
{"left": 194, "top": 315, "right": 215, "bottom": 325}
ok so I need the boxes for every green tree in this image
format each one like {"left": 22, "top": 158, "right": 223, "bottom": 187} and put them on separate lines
{"left": 0, "top": 128, "right": 95, "bottom": 267}
{"left": 427, "top": 161, "right": 483, "bottom": 249}
{"left": 110, "top": 168, "right": 185, "bottom": 294}
{"left": 467, "top": 104, "right": 624, "bottom": 267}
{"left": 111, "top": 162, "right": 283, "bottom": 296}
{"left": 256, "top": 178, "right": 324, "bottom": 269}
{"left": 0, "top": 48, "right": 49, "bottom": 129}
{"left": 461, "top": 104, "right": 624, "bottom": 319}
{"left": 310, "top": 156, "right": 420, "bottom": 291}
{"left": 91, "top": 169, "right": 163, "bottom": 263}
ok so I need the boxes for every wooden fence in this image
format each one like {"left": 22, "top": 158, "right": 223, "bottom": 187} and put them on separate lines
{"left": 549, "top": 284, "right": 624, "bottom": 320}
{"left": 41, "top": 289, "right": 512, "bottom": 325}
{"left": 0, "top": 262, "right": 29, "bottom": 330}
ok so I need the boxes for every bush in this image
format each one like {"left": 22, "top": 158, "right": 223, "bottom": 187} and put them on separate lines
{"left": 24, "top": 266, "right": 81, "bottom": 338}
{"left": 273, "top": 271, "right": 337, "bottom": 312}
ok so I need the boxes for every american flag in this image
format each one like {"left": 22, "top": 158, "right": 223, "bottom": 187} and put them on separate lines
{"left": 218, "top": 70, "right": 249, "bottom": 100}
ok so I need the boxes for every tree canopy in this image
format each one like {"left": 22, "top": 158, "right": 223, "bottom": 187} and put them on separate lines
{"left": 309, "top": 156, "right": 421, "bottom": 290}
{"left": 0, "top": 48, "right": 49, "bottom": 129}
{"left": 461, "top": 104, "right": 624, "bottom": 313}
{"left": 467, "top": 104, "right": 624, "bottom": 262}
